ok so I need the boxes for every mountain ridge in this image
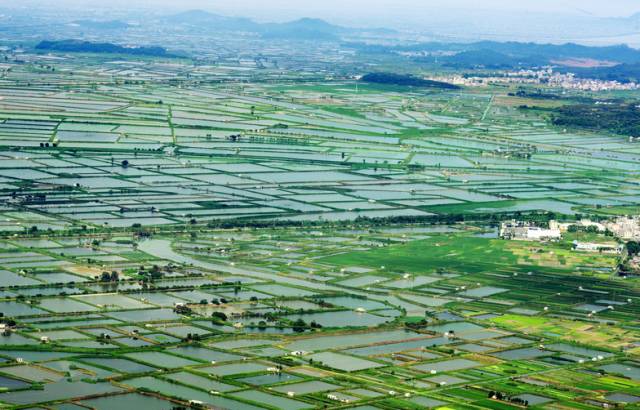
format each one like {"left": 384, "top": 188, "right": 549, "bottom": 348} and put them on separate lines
{"left": 159, "top": 9, "right": 392, "bottom": 39}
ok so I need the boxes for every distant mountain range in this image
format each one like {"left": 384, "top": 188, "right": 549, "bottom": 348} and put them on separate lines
{"left": 345, "top": 40, "right": 640, "bottom": 82}
{"left": 351, "top": 41, "right": 640, "bottom": 65}
{"left": 261, "top": 18, "right": 345, "bottom": 41}
{"left": 54, "top": 9, "right": 640, "bottom": 47}
{"left": 440, "top": 42, "right": 640, "bottom": 69}
{"left": 159, "top": 10, "right": 388, "bottom": 40}
{"left": 162, "top": 9, "right": 259, "bottom": 31}
{"left": 29, "top": 9, "right": 640, "bottom": 83}
{"left": 350, "top": 40, "right": 640, "bottom": 79}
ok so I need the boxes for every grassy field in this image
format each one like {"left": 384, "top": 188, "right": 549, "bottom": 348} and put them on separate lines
{"left": 321, "top": 233, "right": 618, "bottom": 275}
{"left": 322, "top": 235, "right": 517, "bottom": 274}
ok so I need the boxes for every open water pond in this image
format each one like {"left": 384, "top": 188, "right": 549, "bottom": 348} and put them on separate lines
{"left": 285, "top": 310, "right": 390, "bottom": 328}
{"left": 237, "top": 372, "right": 302, "bottom": 386}
{"left": 412, "top": 358, "right": 481, "bottom": 373}
{"left": 309, "top": 352, "right": 384, "bottom": 371}
{"left": 0, "top": 375, "right": 29, "bottom": 390}
{"left": 38, "top": 299, "right": 98, "bottom": 313}
{"left": 272, "top": 380, "right": 340, "bottom": 395}
{"left": 124, "top": 352, "right": 200, "bottom": 368}
{"left": 0, "top": 380, "right": 122, "bottom": 406}
{"left": 286, "top": 329, "right": 420, "bottom": 352}
{"left": 81, "top": 357, "right": 156, "bottom": 373}
{"left": 599, "top": 363, "right": 640, "bottom": 380}
{"left": 124, "top": 377, "right": 264, "bottom": 410}
{"left": 162, "top": 371, "right": 238, "bottom": 392}
{"left": 546, "top": 343, "right": 614, "bottom": 358}
{"left": 80, "top": 393, "right": 175, "bottom": 410}
{"left": 203, "top": 361, "right": 271, "bottom": 376}
{"left": 168, "top": 346, "right": 243, "bottom": 363}
{"left": 231, "top": 390, "right": 312, "bottom": 410}
{"left": 321, "top": 296, "right": 388, "bottom": 310}
{"left": 492, "top": 347, "right": 551, "bottom": 360}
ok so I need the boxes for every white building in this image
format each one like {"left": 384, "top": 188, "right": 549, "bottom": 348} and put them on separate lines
{"left": 572, "top": 241, "right": 623, "bottom": 254}
{"left": 500, "top": 220, "right": 561, "bottom": 241}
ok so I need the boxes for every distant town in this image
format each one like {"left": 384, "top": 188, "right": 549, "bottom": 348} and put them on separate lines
{"left": 429, "top": 69, "right": 640, "bottom": 91}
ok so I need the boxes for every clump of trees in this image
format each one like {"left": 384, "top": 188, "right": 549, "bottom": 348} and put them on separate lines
{"left": 211, "top": 312, "right": 228, "bottom": 323}
{"left": 488, "top": 391, "right": 529, "bottom": 407}
{"left": 626, "top": 241, "right": 640, "bottom": 257}
{"left": 36, "top": 40, "right": 175, "bottom": 57}
{"left": 291, "top": 318, "right": 322, "bottom": 332}
{"left": 619, "top": 240, "right": 640, "bottom": 275}
{"left": 139, "top": 265, "right": 163, "bottom": 283}
{"left": 509, "top": 88, "right": 562, "bottom": 100}
{"left": 292, "top": 318, "right": 307, "bottom": 332}
{"left": 174, "top": 304, "right": 193, "bottom": 315}
{"left": 361, "top": 72, "right": 460, "bottom": 90}
{"left": 551, "top": 103, "right": 640, "bottom": 137}
{"left": 561, "top": 62, "right": 640, "bottom": 84}
{"left": 99, "top": 271, "right": 119, "bottom": 282}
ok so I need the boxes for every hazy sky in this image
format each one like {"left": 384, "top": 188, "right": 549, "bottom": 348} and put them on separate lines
{"left": 5, "top": 0, "right": 640, "bottom": 19}
{"left": 189, "top": 0, "right": 640, "bottom": 18}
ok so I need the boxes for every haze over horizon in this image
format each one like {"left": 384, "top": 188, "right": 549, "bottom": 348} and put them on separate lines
{"left": 3, "top": 0, "right": 640, "bottom": 21}
{"left": 3, "top": 0, "right": 640, "bottom": 46}
{"left": 180, "top": 1, "right": 640, "bottom": 37}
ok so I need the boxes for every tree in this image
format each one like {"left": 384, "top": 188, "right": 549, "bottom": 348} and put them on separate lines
{"left": 174, "top": 304, "right": 193, "bottom": 315}
{"left": 292, "top": 318, "right": 307, "bottom": 332}
{"left": 149, "top": 265, "right": 163, "bottom": 280}
{"left": 211, "top": 311, "right": 228, "bottom": 322}
{"left": 626, "top": 241, "right": 640, "bottom": 257}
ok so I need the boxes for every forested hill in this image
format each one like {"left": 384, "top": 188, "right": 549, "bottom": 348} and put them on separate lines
{"left": 361, "top": 72, "right": 460, "bottom": 89}
{"left": 551, "top": 103, "right": 640, "bottom": 137}
{"left": 35, "top": 40, "right": 175, "bottom": 57}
